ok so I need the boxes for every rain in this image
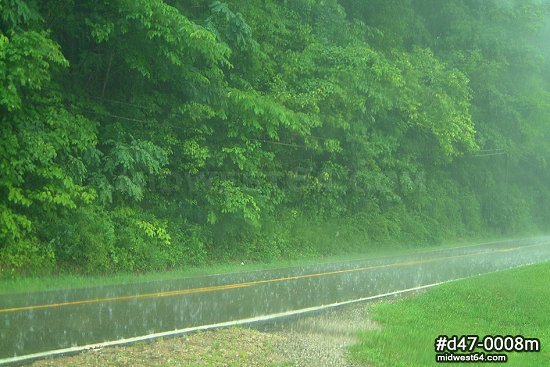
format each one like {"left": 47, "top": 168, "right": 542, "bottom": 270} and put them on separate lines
{"left": 1, "top": 0, "right": 550, "bottom": 366}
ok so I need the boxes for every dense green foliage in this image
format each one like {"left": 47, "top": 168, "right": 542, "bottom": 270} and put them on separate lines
{"left": 1, "top": 0, "right": 550, "bottom": 275}
{"left": 350, "top": 261, "right": 550, "bottom": 366}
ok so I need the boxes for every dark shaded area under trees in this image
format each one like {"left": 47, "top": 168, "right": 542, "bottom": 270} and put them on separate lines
{"left": 1, "top": 0, "right": 550, "bottom": 276}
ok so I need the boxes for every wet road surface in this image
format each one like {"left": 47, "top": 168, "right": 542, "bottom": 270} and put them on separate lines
{"left": 1, "top": 237, "right": 550, "bottom": 364}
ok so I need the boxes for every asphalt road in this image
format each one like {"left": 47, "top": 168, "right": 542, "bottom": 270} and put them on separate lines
{"left": 1, "top": 237, "right": 550, "bottom": 364}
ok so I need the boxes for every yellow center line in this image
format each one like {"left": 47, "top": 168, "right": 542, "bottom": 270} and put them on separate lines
{"left": 0, "top": 242, "right": 546, "bottom": 314}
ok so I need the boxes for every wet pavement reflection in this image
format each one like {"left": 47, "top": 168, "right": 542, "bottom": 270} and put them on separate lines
{"left": 1, "top": 237, "right": 550, "bottom": 362}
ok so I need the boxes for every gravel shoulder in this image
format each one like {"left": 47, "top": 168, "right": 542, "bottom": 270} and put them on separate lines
{"left": 29, "top": 296, "right": 416, "bottom": 367}
{"left": 31, "top": 327, "right": 289, "bottom": 367}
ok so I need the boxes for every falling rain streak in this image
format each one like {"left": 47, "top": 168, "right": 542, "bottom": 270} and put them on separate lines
{"left": 1, "top": 238, "right": 550, "bottom": 363}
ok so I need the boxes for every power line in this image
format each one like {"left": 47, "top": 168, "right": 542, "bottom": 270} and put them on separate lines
{"left": 469, "top": 152, "right": 507, "bottom": 158}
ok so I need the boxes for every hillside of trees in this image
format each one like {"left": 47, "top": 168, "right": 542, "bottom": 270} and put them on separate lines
{"left": 2, "top": 0, "right": 550, "bottom": 276}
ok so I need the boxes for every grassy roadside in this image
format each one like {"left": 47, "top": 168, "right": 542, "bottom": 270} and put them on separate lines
{"left": 349, "top": 261, "right": 550, "bottom": 366}
{"left": 16, "top": 260, "right": 549, "bottom": 366}
{"left": 0, "top": 235, "right": 521, "bottom": 295}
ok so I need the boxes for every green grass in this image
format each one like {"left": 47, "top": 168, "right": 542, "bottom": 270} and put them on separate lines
{"left": 0, "top": 235, "right": 532, "bottom": 295}
{"left": 349, "top": 261, "right": 550, "bottom": 366}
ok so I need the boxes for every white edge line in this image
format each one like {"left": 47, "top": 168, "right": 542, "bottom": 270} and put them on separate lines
{"left": 0, "top": 281, "right": 446, "bottom": 365}
{"left": 0, "top": 261, "right": 543, "bottom": 365}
